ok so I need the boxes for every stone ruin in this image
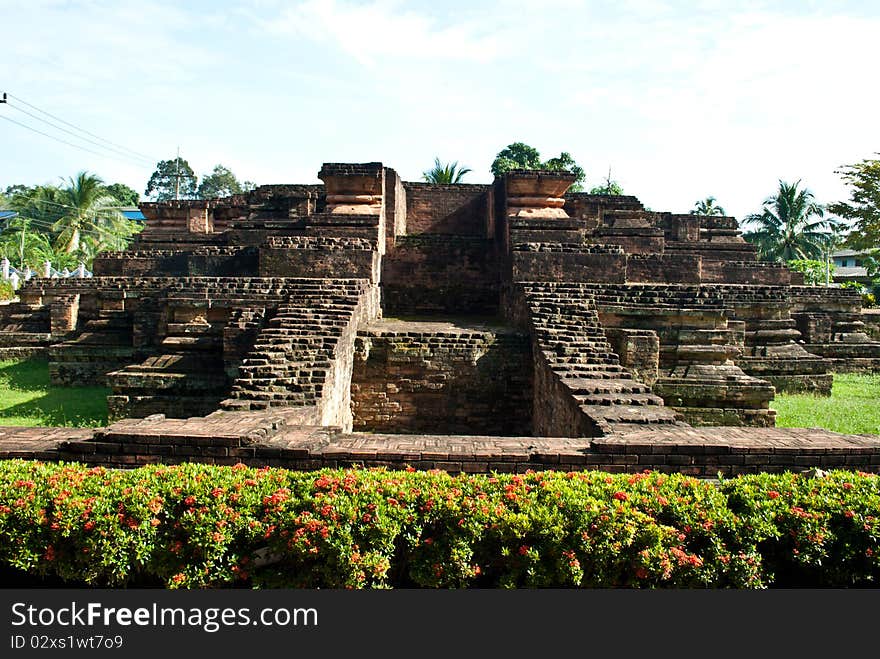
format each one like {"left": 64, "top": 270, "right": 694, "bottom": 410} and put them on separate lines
{"left": 0, "top": 162, "right": 879, "bottom": 476}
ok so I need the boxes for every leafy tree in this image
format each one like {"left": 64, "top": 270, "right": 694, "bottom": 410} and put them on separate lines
{"left": 197, "top": 164, "right": 249, "bottom": 199}
{"left": 0, "top": 216, "right": 57, "bottom": 270}
{"left": 145, "top": 157, "right": 198, "bottom": 201}
{"left": 742, "top": 180, "right": 834, "bottom": 262}
{"left": 827, "top": 155, "right": 880, "bottom": 250}
{"left": 104, "top": 183, "right": 140, "bottom": 206}
{"left": 691, "top": 197, "right": 726, "bottom": 216}
{"left": 7, "top": 184, "right": 65, "bottom": 228}
{"left": 589, "top": 168, "right": 624, "bottom": 195}
{"left": 787, "top": 258, "right": 832, "bottom": 286}
{"left": 422, "top": 158, "right": 472, "bottom": 184}
{"left": 51, "top": 172, "right": 141, "bottom": 261}
{"left": 3, "top": 184, "right": 30, "bottom": 198}
{"left": 490, "top": 142, "right": 586, "bottom": 192}
{"left": 490, "top": 142, "right": 542, "bottom": 177}
{"left": 589, "top": 182, "right": 624, "bottom": 195}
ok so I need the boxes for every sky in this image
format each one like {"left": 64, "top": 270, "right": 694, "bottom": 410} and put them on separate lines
{"left": 1, "top": 0, "right": 879, "bottom": 222}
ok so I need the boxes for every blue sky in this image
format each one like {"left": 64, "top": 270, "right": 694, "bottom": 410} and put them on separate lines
{"left": 2, "top": 0, "right": 879, "bottom": 222}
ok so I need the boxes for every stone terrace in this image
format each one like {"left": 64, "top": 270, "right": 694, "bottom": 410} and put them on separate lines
{"left": 1, "top": 162, "right": 879, "bottom": 477}
{"left": 0, "top": 420, "right": 878, "bottom": 477}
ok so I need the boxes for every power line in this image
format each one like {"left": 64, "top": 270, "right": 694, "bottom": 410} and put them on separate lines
{"left": 7, "top": 92, "right": 158, "bottom": 163}
{"left": 2, "top": 214, "right": 133, "bottom": 238}
{"left": 4, "top": 196, "right": 143, "bottom": 214}
{"left": 5, "top": 101, "right": 154, "bottom": 166}
{"left": 0, "top": 114, "right": 153, "bottom": 170}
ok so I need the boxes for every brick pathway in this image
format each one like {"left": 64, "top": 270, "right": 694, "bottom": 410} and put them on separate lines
{"left": 0, "top": 415, "right": 877, "bottom": 476}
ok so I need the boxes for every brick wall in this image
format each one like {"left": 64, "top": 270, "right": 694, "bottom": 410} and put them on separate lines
{"left": 626, "top": 254, "right": 702, "bottom": 284}
{"left": 381, "top": 235, "right": 499, "bottom": 315}
{"left": 259, "top": 237, "right": 380, "bottom": 282}
{"left": 350, "top": 326, "right": 532, "bottom": 435}
{"left": 701, "top": 261, "right": 792, "bottom": 285}
{"left": 510, "top": 246, "right": 627, "bottom": 283}
{"left": 402, "top": 183, "right": 492, "bottom": 236}
{"left": 384, "top": 168, "right": 406, "bottom": 249}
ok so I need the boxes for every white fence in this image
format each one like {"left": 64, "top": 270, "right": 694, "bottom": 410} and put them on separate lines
{"left": 1, "top": 257, "right": 92, "bottom": 290}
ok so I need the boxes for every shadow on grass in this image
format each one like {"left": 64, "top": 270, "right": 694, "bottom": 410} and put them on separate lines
{"left": 0, "top": 357, "right": 109, "bottom": 427}
{"left": 0, "top": 358, "right": 54, "bottom": 392}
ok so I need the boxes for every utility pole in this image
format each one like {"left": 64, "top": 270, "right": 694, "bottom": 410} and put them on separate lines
{"left": 19, "top": 217, "right": 26, "bottom": 270}
{"left": 826, "top": 245, "right": 831, "bottom": 287}
{"left": 0, "top": 92, "right": 7, "bottom": 104}
{"left": 175, "top": 145, "right": 180, "bottom": 201}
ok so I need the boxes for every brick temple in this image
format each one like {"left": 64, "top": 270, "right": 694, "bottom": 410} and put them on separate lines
{"left": 1, "top": 163, "right": 879, "bottom": 475}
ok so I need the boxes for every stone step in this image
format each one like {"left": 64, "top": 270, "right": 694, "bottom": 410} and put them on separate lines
{"left": 572, "top": 392, "right": 664, "bottom": 407}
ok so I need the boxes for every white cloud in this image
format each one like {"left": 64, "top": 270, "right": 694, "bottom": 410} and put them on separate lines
{"left": 257, "top": 0, "right": 505, "bottom": 65}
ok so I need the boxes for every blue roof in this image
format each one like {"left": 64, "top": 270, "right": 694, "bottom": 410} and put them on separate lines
{"left": 122, "top": 209, "right": 145, "bottom": 221}
{"left": 0, "top": 211, "right": 15, "bottom": 219}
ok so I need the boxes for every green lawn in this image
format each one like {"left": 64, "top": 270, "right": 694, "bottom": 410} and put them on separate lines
{"left": 772, "top": 372, "right": 880, "bottom": 435}
{"left": 0, "top": 358, "right": 109, "bottom": 427}
{"left": 0, "top": 357, "right": 875, "bottom": 435}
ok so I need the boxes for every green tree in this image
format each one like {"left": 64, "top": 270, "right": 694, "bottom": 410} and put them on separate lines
{"left": 742, "top": 180, "right": 833, "bottom": 262}
{"left": 827, "top": 155, "right": 880, "bottom": 251}
{"left": 691, "top": 197, "right": 726, "bottom": 216}
{"left": 589, "top": 168, "right": 624, "bottom": 195}
{"left": 197, "top": 164, "right": 248, "bottom": 199}
{"left": 51, "top": 172, "right": 141, "bottom": 261}
{"left": 787, "top": 258, "right": 832, "bottom": 286}
{"left": 422, "top": 158, "right": 472, "bottom": 184}
{"left": 0, "top": 215, "right": 57, "bottom": 270}
{"left": 3, "top": 184, "right": 30, "bottom": 198}
{"left": 145, "top": 157, "right": 198, "bottom": 201}
{"left": 7, "top": 184, "right": 65, "bottom": 228}
{"left": 490, "top": 142, "right": 586, "bottom": 192}
{"left": 104, "top": 183, "right": 140, "bottom": 206}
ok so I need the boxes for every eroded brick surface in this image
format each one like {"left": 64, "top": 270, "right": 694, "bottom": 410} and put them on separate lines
{"left": 0, "top": 163, "right": 876, "bottom": 475}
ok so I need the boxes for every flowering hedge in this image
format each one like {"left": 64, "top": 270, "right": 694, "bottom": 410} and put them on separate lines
{"left": 0, "top": 460, "right": 877, "bottom": 588}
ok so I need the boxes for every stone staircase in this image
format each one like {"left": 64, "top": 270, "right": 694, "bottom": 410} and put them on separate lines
{"left": 49, "top": 309, "right": 138, "bottom": 386}
{"left": 713, "top": 285, "right": 831, "bottom": 395}
{"left": 589, "top": 283, "right": 777, "bottom": 426}
{"left": 106, "top": 309, "right": 230, "bottom": 420}
{"left": 0, "top": 301, "right": 51, "bottom": 359}
{"left": 518, "top": 282, "right": 681, "bottom": 436}
{"left": 222, "top": 279, "right": 374, "bottom": 430}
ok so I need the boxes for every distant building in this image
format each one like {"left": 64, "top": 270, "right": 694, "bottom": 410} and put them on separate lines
{"left": 119, "top": 207, "right": 146, "bottom": 222}
{"left": 832, "top": 248, "right": 874, "bottom": 285}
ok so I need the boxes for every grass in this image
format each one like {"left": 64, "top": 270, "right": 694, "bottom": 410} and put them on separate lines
{"left": 772, "top": 372, "right": 880, "bottom": 435}
{"left": 0, "top": 357, "right": 109, "bottom": 428}
{"left": 0, "top": 357, "right": 875, "bottom": 435}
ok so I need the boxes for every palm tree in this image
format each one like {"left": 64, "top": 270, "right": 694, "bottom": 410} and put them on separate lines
{"left": 691, "top": 197, "right": 726, "bottom": 216}
{"left": 422, "top": 158, "right": 472, "bottom": 184}
{"left": 51, "top": 172, "right": 132, "bottom": 259}
{"left": 0, "top": 215, "right": 56, "bottom": 270}
{"left": 742, "top": 180, "right": 833, "bottom": 262}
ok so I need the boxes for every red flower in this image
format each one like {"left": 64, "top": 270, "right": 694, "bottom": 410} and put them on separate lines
{"left": 612, "top": 491, "right": 628, "bottom": 501}
{"left": 518, "top": 545, "right": 530, "bottom": 556}
{"left": 843, "top": 482, "right": 854, "bottom": 490}
{"left": 635, "top": 567, "right": 649, "bottom": 579}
